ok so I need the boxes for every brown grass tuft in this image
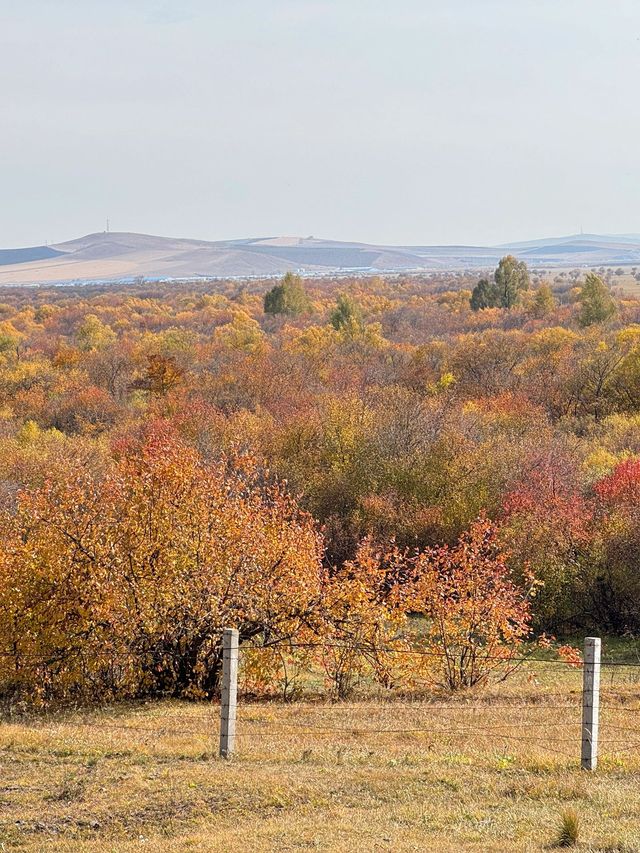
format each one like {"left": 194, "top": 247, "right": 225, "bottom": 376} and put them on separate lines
{"left": 556, "top": 808, "right": 580, "bottom": 847}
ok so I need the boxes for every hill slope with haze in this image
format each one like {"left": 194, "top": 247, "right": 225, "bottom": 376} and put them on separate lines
{"left": 1, "top": 231, "right": 640, "bottom": 284}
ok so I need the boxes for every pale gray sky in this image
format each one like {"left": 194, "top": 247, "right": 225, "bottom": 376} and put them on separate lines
{"left": 2, "top": 0, "right": 640, "bottom": 248}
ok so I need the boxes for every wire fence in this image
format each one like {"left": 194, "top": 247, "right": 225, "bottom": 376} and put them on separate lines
{"left": 3, "top": 635, "right": 640, "bottom": 770}
{"left": 5, "top": 698, "right": 638, "bottom": 767}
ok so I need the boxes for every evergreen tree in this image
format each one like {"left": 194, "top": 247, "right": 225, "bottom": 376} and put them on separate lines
{"left": 470, "top": 278, "right": 500, "bottom": 311}
{"left": 578, "top": 272, "right": 617, "bottom": 327}
{"left": 494, "top": 255, "right": 530, "bottom": 309}
{"left": 330, "top": 294, "right": 364, "bottom": 334}
{"left": 470, "top": 257, "right": 530, "bottom": 311}
{"left": 264, "top": 272, "right": 311, "bottom": 316}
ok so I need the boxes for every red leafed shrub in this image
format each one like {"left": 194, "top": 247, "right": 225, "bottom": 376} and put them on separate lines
{"left": 500, "top": 458, "right": 593, "bottom": 628}
{"left": 406, "top": 518, "right": 537, "bottom": 689}
{"left": 594, "top": 459, "right": 640, "bottom": 506}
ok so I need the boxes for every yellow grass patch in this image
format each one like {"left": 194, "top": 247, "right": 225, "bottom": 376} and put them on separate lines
{"left": 1, "top": 670, "right": 640, "bottom": 851}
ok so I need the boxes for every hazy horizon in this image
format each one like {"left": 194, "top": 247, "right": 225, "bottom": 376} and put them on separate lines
{"left": 4, "top": 0, "right": 640, "bottom": 248}
{"left": 20, "top": 228, "right": 640, "bottom": 251}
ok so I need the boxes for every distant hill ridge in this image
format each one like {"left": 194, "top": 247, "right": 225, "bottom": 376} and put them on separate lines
{"left": 0, "top": 230, "right": 640, "bottom": 285}
{"left": 0, "top": 246, "right": 64, "bottom": 266}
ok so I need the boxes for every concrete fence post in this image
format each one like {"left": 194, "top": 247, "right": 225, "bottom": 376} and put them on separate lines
{"left": 219, "top": 627, "right": 239, "bottom": 759}
{"left": 581, "top": 636, "right": 601, "bottom": 771}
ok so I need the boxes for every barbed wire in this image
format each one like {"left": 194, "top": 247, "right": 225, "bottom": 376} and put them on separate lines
{"left": 246, "top": 642, "right": 586, "bottom": 666}
{"left": 24, "top": 722, "right": 576, "bottom": 739}
{"left": 339, "top": 701, "right": 585, "bottom": 711}
{"left": 2, "top": 640, "right": 640, "bottom": 670}
{"left": 4, "top": 713, "right": 639, "bottom": 767}
{"left": 10, "top": 699, "right": 640, "bottom": 740}
{"left": 2, "top": 637, "right": 640, "bottom": 766}
{"left": 234, "top": 719, "right": 583, "bottom": 734}
{"left": 10, "top": 691, "right": 640, "bottom": 729}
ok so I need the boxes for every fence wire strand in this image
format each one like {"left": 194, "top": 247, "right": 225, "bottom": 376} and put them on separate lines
{"left": 3, "top": 637, "right": 640, "bottom": 768}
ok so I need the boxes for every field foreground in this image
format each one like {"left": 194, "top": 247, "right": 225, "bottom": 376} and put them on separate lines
{"left": 2, "top": 670, "right": 640, "bottom": 852}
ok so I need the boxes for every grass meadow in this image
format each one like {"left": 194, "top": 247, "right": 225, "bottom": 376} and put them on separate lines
{"left": 2, "top": 657, "right": 640, "bottom": 851}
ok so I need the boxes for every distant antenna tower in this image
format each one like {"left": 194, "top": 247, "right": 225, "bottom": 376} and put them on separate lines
{"left": 106, "top": 218, "right": 110, "bottom": 234}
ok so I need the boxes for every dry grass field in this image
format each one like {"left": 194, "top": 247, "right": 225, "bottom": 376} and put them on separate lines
{"left": 2, "top": 660, "right": 640, "bottom": 852}
{"left": 611, "top": 273, "right": 640, "bottom": 296}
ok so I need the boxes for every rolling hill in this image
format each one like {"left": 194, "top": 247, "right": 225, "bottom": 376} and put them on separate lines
{"left": 1, "top": 231, "right": 640, "bottom": 285}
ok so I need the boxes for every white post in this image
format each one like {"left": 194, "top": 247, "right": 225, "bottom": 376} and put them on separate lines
{"left": 581, "top": 636, "right": 600, "bottom": 771}
{"left": 219, "top": 628, "right": 239, "bottom": 759}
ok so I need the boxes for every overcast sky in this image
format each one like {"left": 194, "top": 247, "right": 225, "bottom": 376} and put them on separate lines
{"left": 3, "top": 0, "right": 640, "bottom": 248}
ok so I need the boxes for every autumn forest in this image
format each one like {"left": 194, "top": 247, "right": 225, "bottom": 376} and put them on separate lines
{"left": 0, "top": 260, "right": 637, "bottom": 705}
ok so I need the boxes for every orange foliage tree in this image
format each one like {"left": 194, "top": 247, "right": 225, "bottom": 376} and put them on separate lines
{"left": 405, "top": 519, "right": 537, "bottom": 689}
{"left": 0, "top": 425, "right": 325, "bottom": 703}
{"left": 317, "top": 538, "right": 410, "bottom": 698}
